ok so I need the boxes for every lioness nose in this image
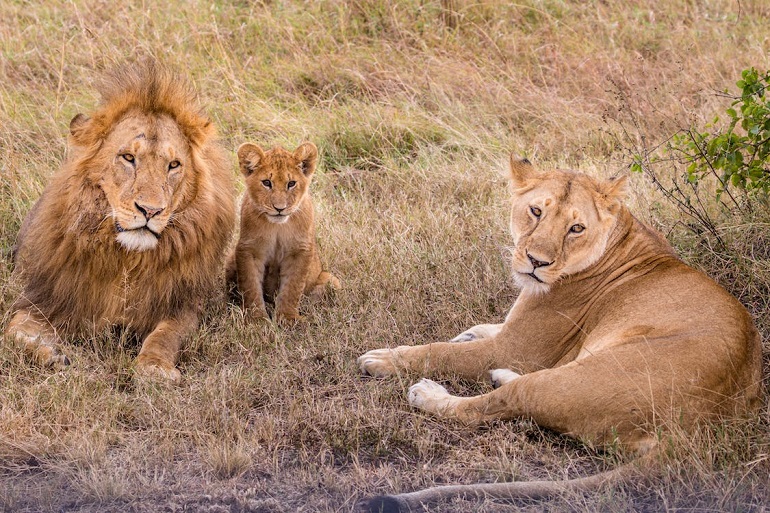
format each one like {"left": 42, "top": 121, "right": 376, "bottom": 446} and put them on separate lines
{"left": 527, "top": 253, "right": 552, "bottom": 269}
{"left": 135, "top": 202, "right": 164, "bottom": 220}
{"left": 274, "top": 205, "right": 286, "bottom": 213}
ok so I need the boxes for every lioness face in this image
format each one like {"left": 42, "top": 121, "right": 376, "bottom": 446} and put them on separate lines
{"left": 95, "top": 112, "right": 191, "bottom": 251}
{"left": 237, "top": 142, "right": 317, "bottom": 224}
{"left": 507, "top": 159, "right": 625, "bottom": 292}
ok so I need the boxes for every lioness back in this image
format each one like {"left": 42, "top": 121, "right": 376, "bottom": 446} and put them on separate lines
{"left": 230, "top": 142, "right": 339, "bottom": 322}
{"left": 358, "top": 156, "right": 763, "bottom": 510}
{"left": 360, "top": 156, "right": 762, "bottom": 448}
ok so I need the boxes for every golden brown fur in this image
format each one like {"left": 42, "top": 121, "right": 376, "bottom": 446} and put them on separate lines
{"left": 229, "top": 142, "right": 339, "bottom": 322}
{"left": 358, "top": 157, "right": 763, "bottom": 511}
{"left": 6, "top": 62, "right": 235, "bottom": 382}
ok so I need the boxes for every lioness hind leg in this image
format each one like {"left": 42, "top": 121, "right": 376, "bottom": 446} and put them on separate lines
{"left": 5, "top": 309, "right": 69, "bottom": 368}
{"left": 451, "top": 323, "right": 504, "bottom": 342}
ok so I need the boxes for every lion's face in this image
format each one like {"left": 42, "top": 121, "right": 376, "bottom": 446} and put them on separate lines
{"left": 237, "top": 142, "right": 318, "bottom": 224}
{"left": 507, "top": 158, "right": 627, "bottom": 292}
{"left": 85, "top": 112, "right": 192, "bottom": 251}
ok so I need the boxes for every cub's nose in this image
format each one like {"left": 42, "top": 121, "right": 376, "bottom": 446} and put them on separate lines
{"left": 135, "top": 202, "right": 164, "bottom": 220}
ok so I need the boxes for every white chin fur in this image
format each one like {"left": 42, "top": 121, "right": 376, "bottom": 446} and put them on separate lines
{"left": 513, "top": 272, "right": 551, "bottom": 294}
{"left": 268, "top": 215, "right": 289, "bottom": 224}
{"left": 117, "top": 230, "right": 158, "bottom": 251}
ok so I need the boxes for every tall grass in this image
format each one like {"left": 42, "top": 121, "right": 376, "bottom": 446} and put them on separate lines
{"left": 1, "top": 1, "right": 769, "bottom": 511}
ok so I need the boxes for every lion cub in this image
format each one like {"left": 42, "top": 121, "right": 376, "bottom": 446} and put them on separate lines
{"left": 231, "top": 142, "right": 339, "bottom": 322}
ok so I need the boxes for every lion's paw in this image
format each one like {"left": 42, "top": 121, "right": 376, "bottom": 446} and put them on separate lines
{"left": 134, "top": 356, "right": 181, "bottom": 384}
{"left": 408, "top": 378, "right": 459, "bottom": 415}
{"left": 358, "top": 347, "right": 404, "bottom": 378}
{"left": 489, "top": 368, "right": 521, "bottom": 388}
{"left": 28, "top": 342, "right": 70, "bottom": 369}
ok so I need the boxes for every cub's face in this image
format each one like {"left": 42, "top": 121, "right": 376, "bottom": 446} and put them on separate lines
{"left": 73, "top": 111, "right": 193, "bottom": 251}
{"left": 237, "top": 142, "right": 317, "bottom": 224}
{"left": 507, "top": 158, "right": 627, "bottom": 293}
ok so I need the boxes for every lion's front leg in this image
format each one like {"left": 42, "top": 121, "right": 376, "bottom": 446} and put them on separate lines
{"left": 5, "top": 309, "right": 69, "bottom": 368}
{"left": 134, "top": 309, "right": 197, "bottom": 383}
{"left": 358, "top": 339, "right": 506, "bottom": 381}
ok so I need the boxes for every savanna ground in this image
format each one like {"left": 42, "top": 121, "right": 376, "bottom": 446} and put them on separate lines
{"left": 1, "top": 1, "right": 769, "bottom": 511}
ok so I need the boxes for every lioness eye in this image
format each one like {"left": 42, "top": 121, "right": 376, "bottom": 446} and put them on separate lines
{"left": 262, "top": 179, "right": 272, "bottom": 188}
{"left": 287, "top": 181, "right": 296, "bottom": 189}
{"left": 121, "top": 153, "right": 135, "bottom": 163}
{"left": 530, "top": 206, "right": 542, "bottom": 218}
{"left": 570, "top": 224, "right": 585, "bottom": 234}
{"left": 168, "top": 160, "right": 181, "bottom": 171}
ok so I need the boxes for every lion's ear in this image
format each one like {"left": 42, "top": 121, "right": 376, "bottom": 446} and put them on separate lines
{"left": 294, "top": 142, "right": 318, "bottom": 177}
{"left": 237, "top": 143, "right": 265, "bottom": 176}
{"left": 509, "top": 155, "right": 535, "bottom": 188}
{"left": 601, "top": 175, "right": 629, "bottom": 214}
{"left": 68, "top": 113, "right": 91, "bottom": 145}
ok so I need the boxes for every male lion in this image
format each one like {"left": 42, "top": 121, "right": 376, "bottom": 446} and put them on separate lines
{"left": 229, "top": 142, "right": 340, "bottom": 322}
{"left": 5, "top": 62, "right": 235, "bottom": 382}
{"left": 358, "top": 157, "right": 763, "bottom": 511}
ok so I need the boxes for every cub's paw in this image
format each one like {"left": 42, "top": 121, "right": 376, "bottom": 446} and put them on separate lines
{"left": 489, "top": 368, "right": 521, "bottom": 388}
{"left": 357, "top": 347, "right": 406, "bottom": 378}
{"left": 408, "top": 378, "right": 459, "bottom": 415}
{"left": 275, "top": 310, "right": 304, "bottom": 325}
{"left": 134, "top": 355, "right": 181, "bottom": 384}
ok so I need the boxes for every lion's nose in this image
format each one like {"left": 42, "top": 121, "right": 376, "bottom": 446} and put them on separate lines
{"left": 273, "top": 205, "right": 286, "bottom": 213}
{"left": 135, "top": 202, "right": 164, "bottom": 220}
{"left": 527, "top": 253, "right": 552, "bottom": 269}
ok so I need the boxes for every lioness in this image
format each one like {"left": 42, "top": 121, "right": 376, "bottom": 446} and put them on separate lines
{"left": 358, "top": 157, "right": 763, "bottom": 511}
{"left": 229, "top": 142, "right": 340, "bottom": 322}
{"left": 5, "top": 62, "right": 235, "bottom": 382}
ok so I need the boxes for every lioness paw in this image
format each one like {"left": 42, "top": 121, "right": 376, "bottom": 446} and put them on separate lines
{"left": 408, "top": 378, "right": 459, "bottom": 415}
{"left": 450, "top": 331, "right": 478, "bottom": 343}
{"left": 358, "top": 347, "right": 405, "bottom": 378}
{"left": 134, "top": 356, "right": 181, "bottom": 384}
{"left": 489, "top": 368, "right": 521, "bottom": 388}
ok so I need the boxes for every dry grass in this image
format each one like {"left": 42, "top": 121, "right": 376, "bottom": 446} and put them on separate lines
{"left": 1, "top": 1, "right": 769, "bottom": 511}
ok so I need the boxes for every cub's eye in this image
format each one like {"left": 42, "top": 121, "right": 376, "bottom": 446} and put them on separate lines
{"left": 530, "top": 206, "right": 542, "bottom": 218}
{"left": 570, "top": 224, "right": 585, "bottom": 234}
{"left": 287, "top": 180, "right": 297, "bottom": 189}
{"left": 121, "top": 153, "right": 135, "bottom": 163}
{"left": 168, "top": 160, "right": 181, "bottom": 171}
{"left": 262, "top": 179, "right": 272, "bottom": 189}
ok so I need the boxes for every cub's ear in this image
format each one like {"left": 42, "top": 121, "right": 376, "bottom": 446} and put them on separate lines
{"left": 68, "top": 113, "right": 91, "bottom": 145}
{"left": 509, "top": 155, "right": 535, "bottom": 188}
{"left": 237, "top": 143, "right": 265, "bottom": 177}
{"left": 601, "top": 175, "right": 629, "bottom": 213}
{"left": 294, "top": 142, "right": 318, "bottom": 177}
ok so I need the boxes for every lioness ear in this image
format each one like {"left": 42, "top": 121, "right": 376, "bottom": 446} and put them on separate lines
{"left": 294, "top": 142, "right": 318, "bottom": 177}
{"left": 237, "top": 143, "right": 265, "bottom": 177}
{"left": 509, "top": 155, "right": 535, "bottom": 188}
{"left": 601, "top": 175, "right": 629, "bottom": 213}
{"left": 68, "top": 113, "right": 91, "bottom": 145}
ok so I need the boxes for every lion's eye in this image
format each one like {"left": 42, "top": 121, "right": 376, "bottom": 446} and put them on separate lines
{"left": 121, "top": 153, "right": 135, "bottom": 163}
{"left": 530, "top": 206, "right": 542, "bottom": 218}
{"left": 570, "top": 224, "right": 585, "bottom": 234}
{"left": 287, "top": 180, "right": 296, "bottom": 189}
{"left": 262, "top": 179, "right": 272, "bottom": 189}
{"left": 168, "top": 160, "right": 181, "bottom": 171}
